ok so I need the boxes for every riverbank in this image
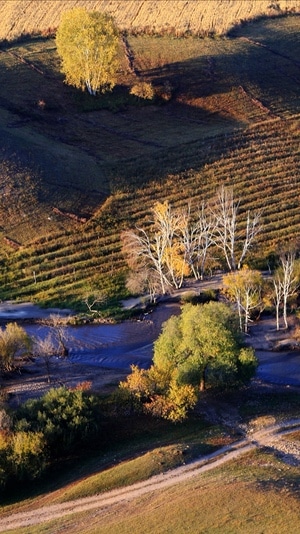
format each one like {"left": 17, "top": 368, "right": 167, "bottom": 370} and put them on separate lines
{"left": 1, "top": 306, "right": 299, "bottom": 408}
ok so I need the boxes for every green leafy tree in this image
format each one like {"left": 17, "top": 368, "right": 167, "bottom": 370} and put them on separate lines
{"left": 56, "top": 8, "right": 120, "bottom": 95}
{"left": 15, "top": 387, "right": 100, "bottom": 455}
{"left": 120, "top": 301, "right": 256, "bottom": 421}
{"left": 154, "top": 301, "right": 256, "bottom": 391}
{"left": 0, "top": 323, "right": 32, "bottom": 373}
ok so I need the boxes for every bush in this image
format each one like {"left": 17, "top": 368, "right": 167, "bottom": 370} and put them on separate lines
{"left": 180, "top": 289, "right": 218, "bottom": 305}
{"left": 8, "top": 431, "right": 47, "bottom": 481}
{"left": 15, "top": 387, "right": 100, "bottom": 456}
{"left": 130, "top": 81, "right": 155, "bottom": 100}
{"left": 0, "top": 323, "right": 32, "bottom": 373}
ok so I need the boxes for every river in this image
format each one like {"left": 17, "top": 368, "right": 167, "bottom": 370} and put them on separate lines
{"left": 0, "top": 299, "right": 299, "bottom": 387}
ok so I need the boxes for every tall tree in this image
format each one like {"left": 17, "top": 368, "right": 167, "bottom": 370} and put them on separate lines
{"left": 272, "top": 252, "right": 299, "bottom": 330}
{"left": 56, "top": 8, "right": 120, "bottom": 95}
{"left": 212, "top": 186, "right": 262, "bottom": 271}
{"left": 179, "top": 202, "right": 215, "bottom": 280}
{"left": 152, "top": 201, "right": 188, "bottom": 289}
{"left": 154, "top": 301, "right": 256, "bottom": 391}
{"left": 121, "top": 201, "right": 187, "bottom": 295}
{"left": 121, "top": 225, "right": 173, "bottom": 296}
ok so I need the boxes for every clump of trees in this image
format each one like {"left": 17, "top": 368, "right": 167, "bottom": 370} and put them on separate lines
{"left": 271, "top": 251, "right": 299, "bottom": 330}
{"left": 56, "top": 8, "right": 120, "bottom": 95}
{"left": 119, "top": 301, "right": 257, "bottom": 422}
{"left": 223, "top": 253, "right": 300, "bottom": 333}
{"left": 0, "top": 386, "right": 101, "bottom": 490}
{"left": 121, "top": 187, "right": 262, "bottom": 297}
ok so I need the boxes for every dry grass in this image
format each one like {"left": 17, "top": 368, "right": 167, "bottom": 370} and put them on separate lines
{"left": 0, "top": 0, "right": 299, "bottom": 42}
{"left": 2, "top": 450, "right": 300, "bottom": 533}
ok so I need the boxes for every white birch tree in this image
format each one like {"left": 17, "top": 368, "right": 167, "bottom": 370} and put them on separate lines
{"left": 272, "top": 252, "right": 299, "bottom": 330}
{"left": 152, "top": 201, "right": 188, "bottom": 289}
{"left": 121, "top": 227, "right": 172, "bottom": 295}
{"left": 122, "top": 201, "right": 190, "bottom": 295}
{"left": 180, "top": 203, "right": 215, "bottom": 280}
{"left": 212, "top": 186, "right": 262, "bottom": 271}
{"left": 223, "top": 267, "right": 263, "bottom": 333}
{"left": 56, "top": 8, "right": 120, "bottom": 95}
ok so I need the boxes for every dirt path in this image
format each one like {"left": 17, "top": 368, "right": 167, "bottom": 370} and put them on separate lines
{"left": 1, "top": 418, "right": 299, "bottom": 532}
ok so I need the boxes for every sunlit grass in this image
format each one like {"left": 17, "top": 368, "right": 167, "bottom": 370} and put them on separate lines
{"left": 2, "top": 449, "right": 300, "bottom": 534}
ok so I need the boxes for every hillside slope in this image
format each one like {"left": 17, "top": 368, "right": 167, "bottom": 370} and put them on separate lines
{"left": 0, "top": 0, "right": 299, "bottom": 41}
{"left": 0, "top": 11, "right": 298, "bottom": 308}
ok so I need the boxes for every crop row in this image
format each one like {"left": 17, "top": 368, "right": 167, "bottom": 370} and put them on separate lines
{"left": 0, "top": 114, "right": 298, "bottom": 306}
{"left": 2, "top": 1, "right": 299, "bottom": 42}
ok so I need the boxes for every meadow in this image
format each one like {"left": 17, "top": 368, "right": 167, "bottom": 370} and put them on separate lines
{"left": 2, "top": 452, "right": 300, "bottom": 533}
{"left": 0, "top": 14, "right": 299, "bottom": 310}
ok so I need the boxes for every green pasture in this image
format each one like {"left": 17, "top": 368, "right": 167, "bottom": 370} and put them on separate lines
{"left": 0, "top": 15, "right": 299, "bottom": 308}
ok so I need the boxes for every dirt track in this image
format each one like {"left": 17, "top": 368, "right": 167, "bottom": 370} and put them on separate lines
{"left": 1, "top": 292, "right": 300, "bottom": 530}
{"left": 0, "top": 418, "right": 299, "bottom": 532}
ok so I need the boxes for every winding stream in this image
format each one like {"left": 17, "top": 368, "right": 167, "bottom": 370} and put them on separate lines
{"left": 1, "top": 299, "right": 300, "bottom": 386}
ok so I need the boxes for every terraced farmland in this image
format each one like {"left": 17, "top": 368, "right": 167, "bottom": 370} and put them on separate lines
{"left": 0, "top": 13, "right": 298, "bottom": 310}
{"left": 0, "top": 115, "right": 298, "bottom": 308}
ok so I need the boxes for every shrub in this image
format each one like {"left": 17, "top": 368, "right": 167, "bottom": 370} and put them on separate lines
{"left": 130, "top": 81, "right": 155, "bottom": 100}
{"left": 15, "top": 387, "right": 100, "bottom": 455}
{"left": 7, "top": 431, "right": 47, "bottom": 481}
{"left": 0, "top": 323, "right": 32, "bottom": 373}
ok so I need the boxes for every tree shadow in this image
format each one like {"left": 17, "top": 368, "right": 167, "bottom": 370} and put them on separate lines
{"left": 0, "top": 16, "right": 298, "bottom": 209}
{"left": 255, "top": 443, "right": 300, "bottom": 499}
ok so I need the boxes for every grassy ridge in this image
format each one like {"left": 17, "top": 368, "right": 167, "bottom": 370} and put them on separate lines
{"left": 1, "top": 388, "right": 300, "bottom": 532}
{"left": 1, "top": 449, "right": 300, "bottom": 533}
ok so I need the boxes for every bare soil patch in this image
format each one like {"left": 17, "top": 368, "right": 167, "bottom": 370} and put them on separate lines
{"left": 2, "top": 358, "right": 127, "bottom": 408}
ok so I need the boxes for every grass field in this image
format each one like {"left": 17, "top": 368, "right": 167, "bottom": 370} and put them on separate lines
{"left": 0, "top": 14, "right": 298, "bottom": 309}
{"left": 49, "top": 452, "right": 300, "bottom": 534}
{"left": 1, "top": 444, "right": 299, "bottom": 533}
{"left": 1, "top": 387, "right": 300, "bottom": 533}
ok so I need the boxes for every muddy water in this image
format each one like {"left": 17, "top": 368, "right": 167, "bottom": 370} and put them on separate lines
{"left": 24, "top": 302, "right": 181, "bottom": 370}
{"left": 256, "top": 349, "right": 300, "bottom": 387}
{"left": 3, "top": 299, "right": 300, "bottom": 385}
